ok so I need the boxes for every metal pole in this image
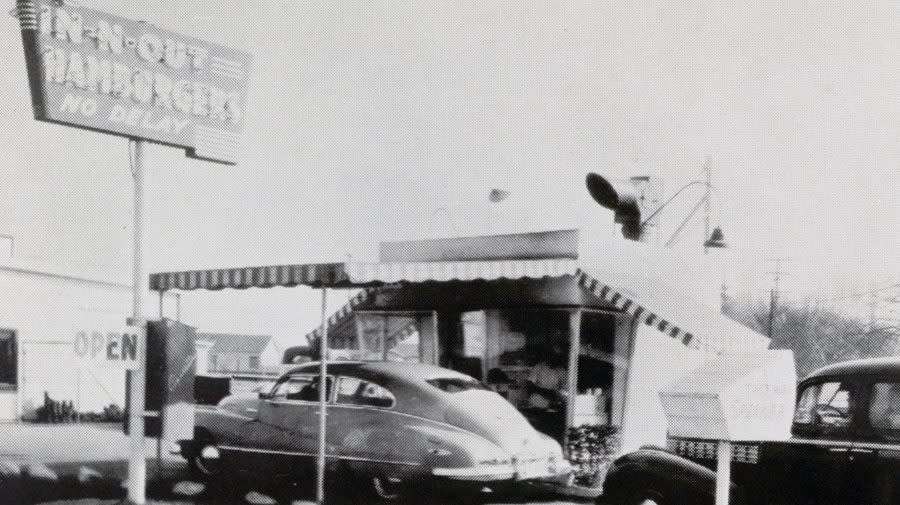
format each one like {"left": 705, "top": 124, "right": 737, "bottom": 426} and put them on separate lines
{"left": 127, "top": 138, "right": 148, "bottom": 504}
{"left": 565, "top": 309, "right": 582, "bottom": 441}
{"left": 316, "top": 287, "right": 328, "bottom": 505}
{"left": 715, "top": 440, "right": 731, "bottom": 505}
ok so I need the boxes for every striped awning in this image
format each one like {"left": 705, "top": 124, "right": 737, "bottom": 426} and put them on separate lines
{"left": 150, "top": 257, "right": 762, "bottom": 353}
{"left": 344, "top": 259, "right": 578, "bottom": 284}
{"left": 149, "top": 263, "right": 349, "bottom": 291}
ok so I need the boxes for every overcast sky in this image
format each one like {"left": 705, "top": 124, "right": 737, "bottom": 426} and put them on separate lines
{"left": 2, "top": 1, "right": 898, "bottom": 348}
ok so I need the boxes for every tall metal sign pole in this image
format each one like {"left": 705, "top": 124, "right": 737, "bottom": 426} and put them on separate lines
{"left": 128, "top": 138, "right": 149, "bottom": 504}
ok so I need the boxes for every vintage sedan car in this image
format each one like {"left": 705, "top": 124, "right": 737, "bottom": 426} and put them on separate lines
{"left": 179, "top": 361, "right": 571, "bottom": 499}
{"left": 600, "top": 357, "right": 900, "bottom": 505}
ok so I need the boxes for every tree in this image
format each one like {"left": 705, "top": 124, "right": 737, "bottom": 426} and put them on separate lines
{"left": 723, "top": 294, "right": 900, "bottom": 377}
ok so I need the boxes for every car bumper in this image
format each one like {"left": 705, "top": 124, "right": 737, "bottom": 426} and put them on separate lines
{"left": 432, "top": 460, "right": 572, "bottom": 483}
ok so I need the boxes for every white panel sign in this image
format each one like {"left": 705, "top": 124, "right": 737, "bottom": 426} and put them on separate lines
{"left": 73, "top": 325, "right": 144, "bottom": 370}
{"left": 659, "top": 350, "right": 797, "bottom": 441}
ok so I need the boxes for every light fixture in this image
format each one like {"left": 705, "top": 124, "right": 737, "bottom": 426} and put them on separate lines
{"left": 488, "top": 188, "right": 510, "bottom": 203}
{"left": 703, "top": 227, "right": 727, "bottom": 249}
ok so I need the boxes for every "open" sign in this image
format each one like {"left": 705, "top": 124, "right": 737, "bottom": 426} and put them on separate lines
{"left": 73, "top": 326, "right": 144, "bottom": 369}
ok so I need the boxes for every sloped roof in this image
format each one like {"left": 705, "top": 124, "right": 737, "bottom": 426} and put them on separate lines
{"left": 198, "top": 332, "right": 272, "bottom": 355}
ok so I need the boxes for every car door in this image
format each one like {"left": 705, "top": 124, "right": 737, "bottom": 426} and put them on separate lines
{"left": 849, "top": 377, "right": 900, "bottom": 505}
{"left": 328, "top": 375, "right": 416, "bottom": 467}
{"left": 788, "top": 379, "right": 858, "bottom": 504}
{"left": 252, "top": 374, "right": 331, "bottom": 476}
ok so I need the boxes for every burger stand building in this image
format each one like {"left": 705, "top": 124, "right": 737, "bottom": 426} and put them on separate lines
{"left": 151, "top": 228, "right": 769, "bottom": 454}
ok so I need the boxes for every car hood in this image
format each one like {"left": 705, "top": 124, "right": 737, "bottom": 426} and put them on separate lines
{"left": 442, "top": 390, "right": 549, "bottom": 454}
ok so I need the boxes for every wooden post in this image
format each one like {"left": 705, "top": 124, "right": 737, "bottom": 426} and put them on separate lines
{"left": 716, "top": 440, "right": 731, "bottom": 505}
{"left": 431, "top": 310, "right": 439, "bottom": 365}
{"left": 381, "top": 314, "right": 388, "bottom": 360}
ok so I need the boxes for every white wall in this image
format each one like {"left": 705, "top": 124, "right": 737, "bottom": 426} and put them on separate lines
{"left": 0, "top": 262, "right": 173, "bottom": 420}
{"left": 619, "top": 323, "right": 705, "bottom": 453}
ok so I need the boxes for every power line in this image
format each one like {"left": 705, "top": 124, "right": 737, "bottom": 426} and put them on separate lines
{"left": 817, "top": 280, "right": 900, "bottom": 303}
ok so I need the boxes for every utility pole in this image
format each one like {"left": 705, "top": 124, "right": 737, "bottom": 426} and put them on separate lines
{"left": 767, "top": 258, "right": 789, "bottom": 340}
{"left": 703, "top": 156, "right": 711, "bottom": 255}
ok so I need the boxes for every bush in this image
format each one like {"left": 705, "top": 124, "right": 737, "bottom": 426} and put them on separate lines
{"left": 30, "top": 392, "right": 123, "bottom": 423}
{"left": 566, "top": 424, "right": 620, "bottom": 488}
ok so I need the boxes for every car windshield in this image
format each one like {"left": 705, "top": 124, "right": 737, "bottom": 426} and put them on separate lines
{"left": 794, "top": 381, "right": 854, "bottom": 429}
{"left": 426, "top": 377, "right": 490, "bottom": 393}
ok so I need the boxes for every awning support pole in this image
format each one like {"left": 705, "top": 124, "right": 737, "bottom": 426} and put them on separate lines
{"left": 316, "top": 287, "right": 328, "bottom": 505}
{"left": 565, "top": 309, "right": 582, "bottom": 444}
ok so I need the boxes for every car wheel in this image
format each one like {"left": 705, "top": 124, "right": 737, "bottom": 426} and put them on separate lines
{"left": 370, "top": 475, "right": 404, "bottom": 501}
{"left": 189, "top": 433, "right": 222, "bottom": 478}
{"left": 626, "top": 489, "right": 667, "bottom": 505}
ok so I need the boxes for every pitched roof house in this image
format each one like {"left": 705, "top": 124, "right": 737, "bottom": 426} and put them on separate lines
{"left": 197, "top": 332, "right": 278, "bottom": 373}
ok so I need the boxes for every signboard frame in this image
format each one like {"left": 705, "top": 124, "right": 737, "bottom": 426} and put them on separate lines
{"left": 15, "top": 0, "right": 252, "bottom": 165}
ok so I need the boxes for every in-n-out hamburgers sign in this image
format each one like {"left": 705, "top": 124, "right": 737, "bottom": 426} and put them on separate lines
{"left": 15, "top": 0, "right": 252, "bottom": 164}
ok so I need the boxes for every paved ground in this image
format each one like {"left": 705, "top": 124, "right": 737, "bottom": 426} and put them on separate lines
{"left": 0, "top": 423, "right": 595, "bottom": 505}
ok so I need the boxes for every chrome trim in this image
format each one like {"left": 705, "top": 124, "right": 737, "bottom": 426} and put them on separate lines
{"left": 217, "top": 445, "right": 421, "bottom": 467}
{"left": 785, "top": 438, "right": 855, "bottom": 448}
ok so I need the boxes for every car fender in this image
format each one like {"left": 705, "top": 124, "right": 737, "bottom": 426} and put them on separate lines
{"left": 194, "top": 403, "right": 257, "bottom": 447}
{"left": 602, "top": 446, "right": 734, "bottom": 505}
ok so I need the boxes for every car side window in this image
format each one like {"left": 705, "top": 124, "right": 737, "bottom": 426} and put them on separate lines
{"left": 270, "top": 375, "right": 332, "bottom": 402}
{"left": 793, "top": 381, "right": 854, "bottom": 429}
{"left": 869, "top": 382, "right": 900, "bottom": 440}
{"left": 335, "top": 376, "right": 395, "bottom": 408}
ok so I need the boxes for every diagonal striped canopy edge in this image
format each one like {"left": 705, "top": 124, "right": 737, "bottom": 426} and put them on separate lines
{"left": 574, "top": 268, "right": 711, "bottom": 352}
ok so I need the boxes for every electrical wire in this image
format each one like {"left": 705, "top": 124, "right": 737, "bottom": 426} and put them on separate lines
{"left": 664, "top": 195, "right": 708, "bottom": 247}
{"left": 817, "top": 281, "right": 900, "bottom": 303}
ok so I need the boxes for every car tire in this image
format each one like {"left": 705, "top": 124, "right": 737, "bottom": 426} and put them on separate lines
{"left": 369, "top": 475, "right": 404, "bottom": 501}
{"left": 188, "top": 432, "right": 223, "bottom": 479}
{"left": 626, "top": 489, "right": 667, "bottom": 505}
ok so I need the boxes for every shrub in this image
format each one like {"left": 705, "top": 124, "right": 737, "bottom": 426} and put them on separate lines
{"left": 30, "top": 392, "right": 123, "bottom": 423}
{"left": 566, "top": 424, "right": 620, "bottom": 488}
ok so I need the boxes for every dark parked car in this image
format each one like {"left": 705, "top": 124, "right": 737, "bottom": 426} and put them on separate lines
{"left": 601, "top": 357, "right": 900, "bottom": 505}
{"left": 179, "top": 361, "right": 571, "bottom": 499}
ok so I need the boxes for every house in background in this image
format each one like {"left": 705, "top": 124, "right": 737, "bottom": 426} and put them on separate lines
{"left": 197, "top": 332, "right": 279, "bottom": 373}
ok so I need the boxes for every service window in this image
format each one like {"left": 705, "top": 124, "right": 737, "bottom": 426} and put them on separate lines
{"left": 270, "top": 375, "right": 332, "bottom": 402}
{"left": 335, "top": 376, "right": 395, "bottom": 408}
{"left": 0, "top": 330, "right": 15, "bottom": 390}
{"left": 869, "top": 382, "right": 900, "bottom": 440}
{"left": 794, "top": 381, "right": 855, "bottom": 429}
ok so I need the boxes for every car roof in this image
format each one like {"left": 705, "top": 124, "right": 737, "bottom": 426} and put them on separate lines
{"left": 805, "top": 357, "right": 900, "bottom": 381}
{"left": 283, "top": 360, "right": 473, "bottom": 383}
